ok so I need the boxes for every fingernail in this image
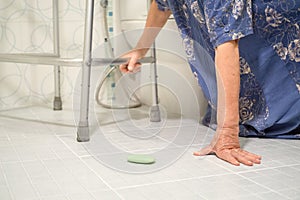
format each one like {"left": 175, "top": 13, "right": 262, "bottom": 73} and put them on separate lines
{"left": 128, "top": 66, "right": 133, "bottom": 71}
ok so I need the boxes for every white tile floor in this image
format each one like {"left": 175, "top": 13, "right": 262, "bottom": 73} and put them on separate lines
{"left": 0, "top": 105, "right": 300, "bottom": 200}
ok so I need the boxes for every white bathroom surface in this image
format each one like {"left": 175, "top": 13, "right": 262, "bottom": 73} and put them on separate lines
{"left": 0, "top": 105, "right": 300, "bottom": 200}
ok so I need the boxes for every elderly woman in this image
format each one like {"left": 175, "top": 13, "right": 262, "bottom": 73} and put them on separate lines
{"left": 120, "top": 0, "right": 300, "bottom": 166}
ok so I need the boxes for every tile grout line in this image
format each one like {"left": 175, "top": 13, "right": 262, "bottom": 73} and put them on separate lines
{"left": 9, "top": 140, "right": 42, "bottom": 200}
{"left": 4, "top": 106, "right": 299, "bottom": 200}
{"left": 112, "top": 171, "right": 234, "bottom": 191}
{"left": 276, "top": 139, "right": 300, "bottom": 149}
{"left": 47, "top": 115, "right": 231, "bottom": 199}
{"left": 236, "top": 163, "right": 300, "bottom": 174}
{"left": 38, "top": 158, "right": 72, "bottom": 200}
{"left": 54, "top": 134, "right": 125, "bottom": 200}
{"left": 48, "top": 150, "right": 100, "bottom": 200}
{"left": 20, "top": 108, "right": 71, "bottom": 200}
{"left": 3, "top": 110, "right": 45, "bottom": 200}
{"left": 208, "top": 158, "right": 298, "bottom": 200}
{"left": 28, "top": 107, "right": 90, "bottom": 200}
{"left": 236, "top": 172, "right": 293, "bottom": 200}
{"left": 0, "top": 161, "right": 15, "bottom": 200}
{"left": 28, "top": 109, "right": 101, "bottom": 200}
{"left": 28, "top": 106, "right": 132, "bottom": 199}
{"left": 236, "top": 163, "right": 300, "bottom": 200}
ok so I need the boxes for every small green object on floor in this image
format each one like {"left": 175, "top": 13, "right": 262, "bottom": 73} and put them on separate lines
{"left": 127, "top": 154, "right": 155, "bottom": 164}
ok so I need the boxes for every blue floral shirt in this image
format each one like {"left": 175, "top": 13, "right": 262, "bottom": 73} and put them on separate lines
{"left": 155, "top": 0, "right": 300, "bottom": 138}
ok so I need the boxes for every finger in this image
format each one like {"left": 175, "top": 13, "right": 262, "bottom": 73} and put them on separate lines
{"left": 131, "top": 63, "right": 141, "bottom": 73}
{"left": 128, "top": 56, "right": 139, "bottom": 72}
{"left": 193, "top": 145, "right": 213, "bottom": 156}
{"left": 119, "top": 63, "right": 141, "bottom": 74}
{"left": 247, "top": 151, "right": 262, "bottom": 160}
{"left": 119, "top": 64, "right": 129, "bottom": 73}
{"left": 231, "top": 149, "right": 262, "bottom": 165}
{"left": 216, "top": 150, "right": 240, "bottom": 166}
{"left": 242, "top": 150, "right": 262, "bottom": 164}
{"left": 230, "top": 149, "right": 254, "bottom": 166}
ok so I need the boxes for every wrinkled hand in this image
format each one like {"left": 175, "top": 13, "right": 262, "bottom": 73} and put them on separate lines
{"left": 193, "top": 128, "right": 262, "bottom": 166}
{"left": 119, "top": 48, "right": 148, "bottom": 73}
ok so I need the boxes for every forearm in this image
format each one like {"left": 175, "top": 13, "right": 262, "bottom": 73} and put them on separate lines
{"left": 135, "top": 1, "right": 172, "bottom": 51}
{"left": 215, "top": 40, "right": 240, "bottom": 136}
{"left": 195, "top": 41, "right": 262, "bottom": 166}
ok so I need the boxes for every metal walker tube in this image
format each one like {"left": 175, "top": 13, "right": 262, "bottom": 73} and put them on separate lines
{"left": 76, "top": 0, "right": 95, "bottom": 142}
{"left": 150, "top": 42, "right": 161, "bottom": 122}
{"left": 148, "top": 0, "right": 160, "bottom": 122}
{"left": 53, "top": 0, "right": 63, "bottom": 110}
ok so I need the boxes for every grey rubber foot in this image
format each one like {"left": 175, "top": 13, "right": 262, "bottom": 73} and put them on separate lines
{"left": 150, "top": 105, "right": 161, "bottom": 122}
{"left": 77, "top": 126, "right": 90, "bottom": 142}
{"left": 53, "top": 97, "right": 63, "bottom": 111}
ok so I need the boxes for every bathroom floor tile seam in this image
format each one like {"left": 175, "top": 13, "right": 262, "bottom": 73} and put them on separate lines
{"left": 0, "top": 146, "right": 123, "bottom": 200}
{"left": 0, "top": 114, "right": 212, "bottom": 159}
{"left": 104, "top": 168, "right": 295, "bottom": 200}
{"left": 1, "top": 106, "right": 300, "bottom": 200}
{"left": 0, "top": 136, "right": 296, "bottom": 183}
{"left": 0, "top": 113, "right": 204, "bottom": 142}
{"left": 2, "top": 148, "right": 299, "bottom": 200}
{"left": 1, "top": 153, "right": 299, "bottom": 176}
{"left": 215, "top": 163, "right": 300, "bottom": 198}
{"left": 81, "top": 147, "right": 300, "bottom": 199}
{"left": 1, "top": 126, "right": 300, "bottom": 173}
{"left": 48, "top": 134, "right": 141, "bottom": 199}
{"left": 1, "top": 149, "right": 299, "bottom": 199}
{"left": 1, "top": 119, "right": 300, "bottom": 171}
{"left": 92, "top": 159, "right": 300, "bottom": 188}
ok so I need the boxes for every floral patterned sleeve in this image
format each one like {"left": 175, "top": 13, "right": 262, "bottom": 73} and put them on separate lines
{"left": 155, "top": 0, "right": 171, "bottom": 11}
{"left": 204, "top": 0, "right": 254, "bottom": 48}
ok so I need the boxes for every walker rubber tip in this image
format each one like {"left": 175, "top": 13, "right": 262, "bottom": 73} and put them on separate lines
{"left": 127, "top": 154, "right": 155, "bottom": 164}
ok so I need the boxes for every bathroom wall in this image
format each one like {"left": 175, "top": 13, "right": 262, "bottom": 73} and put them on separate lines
{"left": 0, "top": 0, "right": 207, "bottom": 119}
{"left": 0, "top": 0, "right": 105, "bottom": 110}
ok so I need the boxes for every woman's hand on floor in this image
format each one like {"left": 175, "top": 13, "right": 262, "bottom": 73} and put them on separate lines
{"left": 193, "top": 128, "right": 262, "bottom": 166}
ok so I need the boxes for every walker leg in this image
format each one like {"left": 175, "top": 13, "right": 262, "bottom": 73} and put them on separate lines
{"left": 53, "top": 66, "right": 63, "bottom": 110}
{"left": 150, "top": 42, "right": 161, "bottom": 122}
{"left": 77, "top": 0, "right": 95, "bottom": 142}
{"left": 53, "top": 0, "right": 62, "bottom": 110}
